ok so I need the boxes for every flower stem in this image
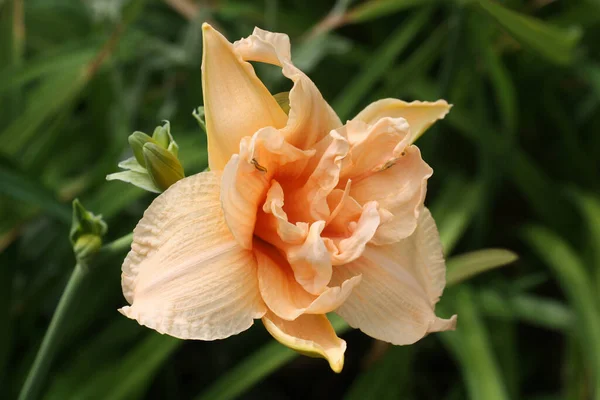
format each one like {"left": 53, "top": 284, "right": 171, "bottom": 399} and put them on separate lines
{"left": 18, "top": 263, "right": 87, "bottom": 400}
{"left": 18, "top": 233, "right": 134, "bottom": 400}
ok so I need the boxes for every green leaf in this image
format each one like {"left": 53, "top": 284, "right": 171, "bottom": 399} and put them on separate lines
{"left": 476, "top": 289, "right": 574, "bottom": 332}
{"left": 0, "top": 247, "right": 14, "bottom": 384}
{"left": 43, "top": 319, "right": 142, "bottom": 400}
{"left": 430, "top": 177, "right": 482, "bottom": 254}
{"left": 523, "top": 225, "right": 600, "bottom": 397}
{"left": 570, "top": 190, "right": 600, "bottom": 278}
{"left": 476, "top": 0, "right": 581, "bottom": 65}
{"left": 344, "top": 346, "right": 413, "bottom": 400}
{"left": 332, "top": 8, "right": 432, "bottom": 120}
{"left": 380, "top": 22, "right": 446, "bottom": 98}
{"left": 446, "top": 249, "right": 518, "bottom": 286}
{"left": 468, "top": 14, "right": 517, "bottom": 135}
{"left": 346, "top": 0, "right": 438, "bottom": 24}
{"left": 0, "top": 67, "right": 86, "bottom": 156}
{"left": 0, "top": 157, "right": 70, "bottom": 223}
{"left": 439, "top": 286, "right": 510, "bottom": 400}
{"left": 71, "top": 333, "right": 180, "bottom": 400}
{"left": 0, "top": 46, "right": 95, "bottom": 96}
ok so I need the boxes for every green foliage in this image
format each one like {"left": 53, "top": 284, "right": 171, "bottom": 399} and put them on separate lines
{"left": 1, "top": 0, "right": 598, "bottom": 399}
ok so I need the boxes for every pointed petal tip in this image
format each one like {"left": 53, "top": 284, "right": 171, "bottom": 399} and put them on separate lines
{"left": 118, "top": 305, "right": 131, "bottom": 318}
{"left": 328, "top": 346, "right": 346, "bottom": 373}
{"left": 262, "top": 313, "right": 347, "bottom": 373}
{"left": 429, "top": 314, "right": 458, "bottom": 332}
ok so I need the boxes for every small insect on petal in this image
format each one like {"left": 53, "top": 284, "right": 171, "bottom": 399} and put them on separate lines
{"left": 251, "top": 158, "right": 268, "bottom": 173}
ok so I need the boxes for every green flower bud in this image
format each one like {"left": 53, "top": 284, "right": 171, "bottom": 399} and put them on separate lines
{"left": 109, "top": 121, "right": 185, "bottom": 193}
{"left": 167, "top": 140, "right": 179, "bottom": 157}
{"left": 152, "top": 121, "right": 171, "bottom": 149}
{"left": 143, "top": 142, "right": 185, "bottom": 192}
{"left": 273, "top": 92, "right": 290, "bottom": 115}
{"left": 128, "top": 131, "right": 156, "bottom": 168}
{"left": 70, "top": 199, "right": 107, "bottom": 261}
{"left": 73, "top": 234, "right": 103, "bottom": 261}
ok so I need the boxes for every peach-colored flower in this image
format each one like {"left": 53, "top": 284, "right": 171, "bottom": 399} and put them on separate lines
{"left": 119, "top": 24, "right": 456, "bottom": 372}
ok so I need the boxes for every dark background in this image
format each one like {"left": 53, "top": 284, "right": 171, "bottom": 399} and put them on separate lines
{"left": 1, "top": 0, "right": 599, "bottom": 399}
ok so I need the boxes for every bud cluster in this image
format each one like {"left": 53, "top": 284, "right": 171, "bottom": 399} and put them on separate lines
{"left": 106, "top": 121, "right": 185, "bottom": 193}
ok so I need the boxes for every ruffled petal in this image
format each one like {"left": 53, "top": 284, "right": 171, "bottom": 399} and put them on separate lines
{"left": 255, "top": 241, "right": 361, "bottom": 320}
{"left": 234, "top": 27, "right": 342, "bottom": 149}
{"left": 221, "top": 127, "right": 314, "bottom": 249}
{"left": 262, "top": 311, "right": 346, "bottom": 372}
{"left": 255, "top": 180, "right": 308, "bottom": 247}
{"left": 331, "top": 208, "right": 456, "bottom": 345}
{"left": 286, "top": 221, "right": 332, "bottom": 295}
{"left": 120, "top": 172, "right": 266, "bottom": 340}
{"left": 339, "top": 118, "right": 411, "bottom": 180}
{"left": 201, "top": 24, "right": 288, "bottom": 171}
{"left": 332, "top": 118, "right": 432, "bottom": 244}
{"left": 354, "top": 99, "right": 451, "bottom": 142}
{"left": 351, "top": 145, "right": 432, "bottom": 244}
{"left": 326, "top": 201, "right": 381, "bottom": 265}
{"left": 288, "top": 131, "right": 349, "bottom": 222}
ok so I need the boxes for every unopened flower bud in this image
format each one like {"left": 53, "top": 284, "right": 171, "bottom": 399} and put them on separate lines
{"left": 108, "top": 121, "right": 185, "bottom": 193}
{"left": 152, "top": 123, "right": 171, "bottom": 149}
{"left": 128, "top": 131, "right": 156, "bottom": 168}
{"left": 73, "top": 234, "right": 103, "bottom": 261}
{"left": 143, "top": 142, "right": 185, "bottom": 192}
{"left": 70, "top": 199, "right": 107, "bottom": 261}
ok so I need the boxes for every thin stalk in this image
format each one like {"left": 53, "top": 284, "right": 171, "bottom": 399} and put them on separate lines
{"left": 18, "top": 263, "right": 87, "bottom": 400}
{"left": 96, "top": 232, "right": 133, "bottom": 263}
{"left": 18, "top": 232, "right": 134, "bottom": 400}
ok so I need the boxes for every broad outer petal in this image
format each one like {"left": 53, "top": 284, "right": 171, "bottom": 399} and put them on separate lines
{"left": 331, "top": 208, "right": 456, "bottom": 345}
{"left": 255, "top": 241, "right": 361, "bottom": 321}
{"left": 354, "top": 99, "right": 451, "bottom": 142}
{"left": 234, "top": 27, "right": 342, "bottom": 149}
{"left": 262, "top": 311, "right": 346, "bottom": 373}
{"left": 120, "top": 172, "right": 266, "bottom": 340}
{"left": 201, "top": 24, "right": 288, "bottom": 171}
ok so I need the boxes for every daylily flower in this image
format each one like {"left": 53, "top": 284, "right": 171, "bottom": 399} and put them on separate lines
{"left": 119, "top": 24, "right": 457, "bottom": 372}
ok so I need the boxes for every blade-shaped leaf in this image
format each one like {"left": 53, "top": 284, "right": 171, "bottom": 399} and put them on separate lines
{"left": 70, "top": 333, "right": 180, "bottom": 400}
{"left": 439, "top": 286, "right": 510, "bottom": 400}
{"left": 0, "top": 157, "right": 70, "bottom": 223}
{"left": 477, "top": 0, "right": 581, "bottom": 65}
{"left": 523, "top": 225, "right": 600, "bottom": 396}
{"left": 346, "top": 0, "right": 438, "bottom": 24}
{"left": 446, "top": 249, "right": 518, "bottom": 286}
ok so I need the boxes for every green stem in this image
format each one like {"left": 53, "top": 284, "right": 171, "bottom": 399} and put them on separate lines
{"left": 18, "top": 263, "right": 87, "bottom": 400}
{"left": 96, "top": 232, "right": 134, "bottom": 263}
{"left": 18, "top": 232, "right": 134, "bottom": 400}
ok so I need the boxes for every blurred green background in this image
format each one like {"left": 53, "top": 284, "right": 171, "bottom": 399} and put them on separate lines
{"left": 2, "top": 0, "right": 600, "bottom": 399}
